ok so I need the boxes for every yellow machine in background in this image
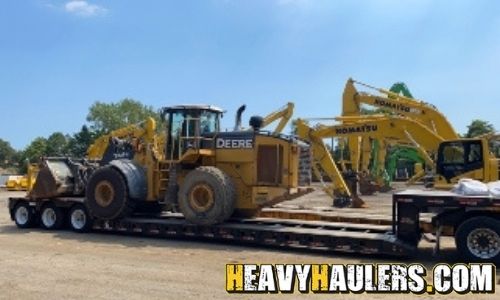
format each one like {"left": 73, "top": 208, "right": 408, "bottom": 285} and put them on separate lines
{"left": 339, "top": 78, "right": 460, "bottom": 190}
{"left": 296, "top": 114, "right": 500, "bottom": 190}
{"left": 5, "top": 164, "right": 38, "bottom": 191}
{"left": 295, "top": 120, "right": 365, "bottom": 208}
{"left": 342, "top": 78, "right": 459, "bottom": 139}
{"left": 5, "top": 176, "right": 26, "bottom": 191}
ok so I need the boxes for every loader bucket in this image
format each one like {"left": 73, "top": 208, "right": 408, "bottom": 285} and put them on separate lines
{"left": 29, "top": 159, "right": 76, "bottom": 199}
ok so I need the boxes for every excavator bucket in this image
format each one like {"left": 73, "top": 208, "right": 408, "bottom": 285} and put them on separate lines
{"left": 342, "top": 171, "right": 367, "bottom": 208}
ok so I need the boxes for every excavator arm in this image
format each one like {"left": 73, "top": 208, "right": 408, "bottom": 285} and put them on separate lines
{"left": 295, "top": 119, "right": 360, "bottom": 207}
{"left": 312, "top": 115, "right": 445, "bottom": 170}
{"left": 260, "top": 102, "right": 294, "bottom": 134}
{"left": 342, "top": 78, "right": 459, "bottom": 140}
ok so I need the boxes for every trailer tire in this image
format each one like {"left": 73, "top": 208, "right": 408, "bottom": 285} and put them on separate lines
{"left": 179, "top": 167, "right": 236, "bottom": 225}
{"left": 13, "top": 202, "right": 35, "bottom": 228}
{"left": 86, "top": 166, "right": 135, "bottom": 220}
{"left": 455, "top": 217, "right": 500, "bottom": 263}
{"left": 69, "top": 204, "right": 92, "bottom": 233}
{"left": 40, "top": 203, "right": 64, "bottom": 230}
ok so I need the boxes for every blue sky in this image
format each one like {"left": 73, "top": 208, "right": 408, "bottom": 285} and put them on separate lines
{"left": 1, "top": 0, "right": 499, "bottom": 150}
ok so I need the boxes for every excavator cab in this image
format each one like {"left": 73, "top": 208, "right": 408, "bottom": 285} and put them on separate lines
{"left": 436, "top": 140, "right": 484, "bottom": 182}
{"left": 162, "top": 105, "right": 224, "bottom": 160}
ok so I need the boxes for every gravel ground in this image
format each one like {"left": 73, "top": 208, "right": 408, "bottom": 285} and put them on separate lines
{"left": 0, "top": 186, "right": 498, "bottom": 299}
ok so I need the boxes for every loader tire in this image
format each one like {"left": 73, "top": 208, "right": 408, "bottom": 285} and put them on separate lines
{"left": 85, "top": 166, "right": 135, "bottom": 220}
{"left": 179, "top": 167, "right": 236, "bottom": 225}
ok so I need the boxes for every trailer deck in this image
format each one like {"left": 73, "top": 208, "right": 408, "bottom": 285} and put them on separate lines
{"left": 7, "top": 188, "right": 500, "bottom": 262}
{"left": 92, "top": 213, "right": 413, "bottom": 256}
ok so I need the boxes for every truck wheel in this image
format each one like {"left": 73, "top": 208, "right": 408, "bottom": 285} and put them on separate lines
{"left": 40, "top": 203, "right": 64, "bottom": 230}
{"left": 13, "top": 202, "right": 35, "bottom": 228}
{"left": 86, "top": 166, "right": 135, "bottom": 220}
{"left": 179, "top": 167, "right": 236, "bottom": 225}
{"left": 69, "top": 204, "right": 92, "bottom": 233}
{"left": 455, "top": 217, "right": 500, "bottom": 263}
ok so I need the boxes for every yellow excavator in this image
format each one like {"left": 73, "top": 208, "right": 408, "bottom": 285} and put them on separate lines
{"left": 296, "top": 114, "right": 499, "bottom": 190}
{"left": 294, "top": 119, "right": 364, "bottom": 208}
{"left": 340, "top": 78, "right": 460, "bottom": 191}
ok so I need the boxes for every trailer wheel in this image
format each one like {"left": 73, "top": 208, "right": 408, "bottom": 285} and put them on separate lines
{"left": 40, "top": 203, "right": 64, "bottom": 230}
{"left": 455, "top": 217, "right": 500, "bottom": 263}
{"left": 86, "top": 166, "right": 135, "bottom": 220}
{"left": 69, "top": 204, "right": 92, "bottom": 233}
{"left": 13, "top": 202, "right": 35, "bottom": 228}
{"left": 179, "top": 167, "right": 236, "bottom": 225}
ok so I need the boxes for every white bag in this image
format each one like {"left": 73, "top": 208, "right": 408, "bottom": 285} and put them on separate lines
{"left": 487, "top": 181, "right": 500, "bottom": 198}
{"left": 451, "top": 178, "right": 489, "bottom": 195}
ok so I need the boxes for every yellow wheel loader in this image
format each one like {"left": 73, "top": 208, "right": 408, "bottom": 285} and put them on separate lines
{"left": 28, "top": 104, "right": 314, "bottom": 225}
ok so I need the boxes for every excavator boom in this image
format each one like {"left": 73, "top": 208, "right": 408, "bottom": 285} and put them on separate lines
{"left": 343, "top": 78, "right": 458, "bottom": 140}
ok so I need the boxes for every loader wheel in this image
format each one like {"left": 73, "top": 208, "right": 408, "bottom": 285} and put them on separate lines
{"left": 455, "top": 217, "right": 500, "bottom": 263}
{"left": 86, "top": 166, "right": 135, "bottom": 220}
{"left": 179, "top": 167, "right": 236, "bottom": 225}
{"left": 69, "top": 204, "right": 92, "bottom": 233}
{"left": 40, "top": 203, "right": 64, "bottom": 230}
{"left": 13, "top": 202, "right": 35, "bottom": 228}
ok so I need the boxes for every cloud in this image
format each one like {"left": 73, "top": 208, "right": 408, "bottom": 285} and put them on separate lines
{"left": 64, "top": 1, "right": 106, "bottom": 17}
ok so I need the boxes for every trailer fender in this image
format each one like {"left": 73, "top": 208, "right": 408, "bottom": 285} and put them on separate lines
{"left": 109, "top": 159, "right": 147, "bottom": 200}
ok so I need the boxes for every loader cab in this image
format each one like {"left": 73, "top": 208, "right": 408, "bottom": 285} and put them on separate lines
{"left": 162, "top": 105, "right": 224, "bottom": 160}
{"left": 436, "top": 140, "right": 484, "bottom": 182}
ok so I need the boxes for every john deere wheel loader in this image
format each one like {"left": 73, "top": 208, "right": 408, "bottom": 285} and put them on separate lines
{"left": 28, "top": 104, "right": 313, "bottom": 225}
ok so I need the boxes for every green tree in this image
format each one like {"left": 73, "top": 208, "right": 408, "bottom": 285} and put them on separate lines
{"left": 18, "top": 137, "right": 48, "bottom": 173}
{"left": 0, "top": 138, "right": 19, "bottom": 169}
{"left": 464, "top": 119, "right": 495, "bottom": 138}
{"left": 87, "top": 98, "right": 160, "bottom": 134}
{"left": 66, "top": 125, "right": 96, "bottom": 157}
{"left": 46, "top": 132, "right": 69, "bottom": 156}
{"left": 359, "top": 107, "right": 391, "bottom": 115}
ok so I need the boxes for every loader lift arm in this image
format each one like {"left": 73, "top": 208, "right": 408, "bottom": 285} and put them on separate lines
{"left": 86, "top": 117, "right": 157, "bottom": 162}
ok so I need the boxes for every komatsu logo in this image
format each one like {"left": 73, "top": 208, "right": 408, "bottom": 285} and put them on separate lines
{"left": 216, "top": 138, "right": 253, "bottom": 149}
{"left": 374, "top": 98, "right": 411, "bottom": 113}
{"left": 335, "top": 125, "right": 378, "bottom": 135}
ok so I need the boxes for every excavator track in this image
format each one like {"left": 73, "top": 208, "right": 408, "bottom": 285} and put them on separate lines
{"left": 93, "top": 213, "right": 415, "bottom": 257}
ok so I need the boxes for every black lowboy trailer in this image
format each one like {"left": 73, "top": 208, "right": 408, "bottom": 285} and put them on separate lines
{"left": 7, "top": 189, "right": 500, "bottom": 263}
